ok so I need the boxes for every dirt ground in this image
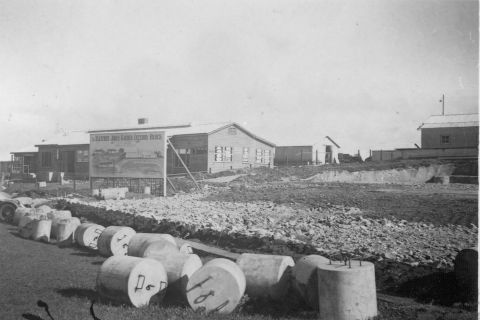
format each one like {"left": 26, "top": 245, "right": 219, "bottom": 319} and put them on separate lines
{"left": 205, "top": 181, "right": 478, "bottom": 227}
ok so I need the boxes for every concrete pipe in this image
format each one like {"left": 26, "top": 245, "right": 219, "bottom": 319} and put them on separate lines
{"left": 454, "top": 247, "right": 478, "bottom": 295}
{"left": 186, "top": 258, "right": 245, "bottom": 314}
{"left": 292, "top": 254, "right": 329, "bottom": 310}
{"left": 128, "top": 233, "right": 177, "bottom": 257}
{"left": 75, "top": 223, "right": 105, "bottom": 250}
{"left": 31, "top": 219, "right": 52, "bottom": 242}
{"left": 13, "top": 207, "right": 34, "bottom": 226}
{"left": 35, "top": 205, "right": 54, "bottom": 215}
{"left": 97, "top": 226, "right": 137, "bottom": 257}
{"left": 55, "top": 218, "right": 81, "bottom": 244}
{"left": 148, "top": 252, "right": 202, "bottom": 299}
{"left": 236, "top": 253, "right": 295, "bottom": 300}
{"left": 178, "top": 243, "right": 194, "bottom": 254}
{"left": 141, "top": 240, "right": 179, "bottom": 258}
{"left": 96, "top": 256, "right": 168, "bottom": 307}
{"left": 317, "top": 260, "right": 377, "bottom": 320}
{"left": 18, "top": 216, "right": 37, "bottom": 238}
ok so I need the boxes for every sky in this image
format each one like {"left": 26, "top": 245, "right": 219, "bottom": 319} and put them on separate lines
{"left": 0, "top": 0, "right": 478, "bottom": 160}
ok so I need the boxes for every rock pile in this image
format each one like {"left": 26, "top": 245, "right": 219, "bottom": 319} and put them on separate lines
{"left": 64, "top": 192, "right": 477, "bottom": 267}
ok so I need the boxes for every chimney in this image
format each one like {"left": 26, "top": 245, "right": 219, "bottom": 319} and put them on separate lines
{"left": 138, "top": 118, "right": 148, "bottom": 125}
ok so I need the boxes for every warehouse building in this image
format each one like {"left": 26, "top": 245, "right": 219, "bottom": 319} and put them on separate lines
{"left": 166, "top": 122, "right": 275, "bottom": 174}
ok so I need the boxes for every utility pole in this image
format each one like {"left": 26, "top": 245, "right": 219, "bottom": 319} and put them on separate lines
{"left": 440, "top": 94, "right": 445, "bottom": 115}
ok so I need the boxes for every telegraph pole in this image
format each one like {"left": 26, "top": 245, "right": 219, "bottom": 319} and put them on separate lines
{"left": 440, "top": 94, "right": 445, "bottom": 115}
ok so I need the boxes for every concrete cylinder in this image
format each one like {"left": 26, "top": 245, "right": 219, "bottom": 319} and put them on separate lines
{"left": 31, "top": 219, "right": 52, "bottom": 242}
{"left": 128, "top": 233, "right": 177, "bottom": 257}
{"left": 97, "top": 226, "right": 137, "bottom": 257}
{"left": 55, "top": 218, "right": 81, "bottom": 244}
{"left": 236, "top": 253, "right": 295, "bottom": 300}
{"left": 75, "top": 223, "right": 105, "bottom": 250}
{"left": 35, "top": 205, "right": 54, "bottom": 215}
{"left": 147, "top": 252, "right": 202, "bottom": 298}
{"left": 96, "top": 256, "right": 168, "bottom": 307}
{"left": 179, "top": 243, "right": 193, "bottom": 254}
{"left": 317, "top": 260, "right": 377, "bottom": 320}
{"left": 13, "top": 207, "right": 34, "bottom": 226}
{"left": 141, "top": 240, "right": 179, "bottom": 258}
{"left": 292, "top": 254, "right": 329, "bottom": 310}
{"left": 18, "top": 216, "right": 37, "bottom": 238}
{"left": 454, "top": 247, "right": 478, "bottom": 294}
{"left": 186, "top": 258, "right": 245, "bottom": 314}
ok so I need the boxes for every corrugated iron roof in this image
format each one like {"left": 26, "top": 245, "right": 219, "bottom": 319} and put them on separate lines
{"left": 418, "top": 114, "right": 479, "bottom": 129}
{"left": 11, "top": 145, "right": 38, "bottom": 154}
{"left": 35, "top": 131, "right": 90, "bottom": 146}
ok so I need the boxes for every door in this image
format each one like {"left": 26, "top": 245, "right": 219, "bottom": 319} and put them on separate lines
{"left": 61, "top": 151, "right": 75, "bottom": 173}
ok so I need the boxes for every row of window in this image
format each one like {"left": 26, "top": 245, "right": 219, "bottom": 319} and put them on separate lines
{"left": 216, "top": 146, "right": 270, "bottom": 164}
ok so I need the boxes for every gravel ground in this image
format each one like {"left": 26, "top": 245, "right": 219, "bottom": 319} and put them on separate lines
{"left": 66, "top": 185, "right": 477, "bottom": 268}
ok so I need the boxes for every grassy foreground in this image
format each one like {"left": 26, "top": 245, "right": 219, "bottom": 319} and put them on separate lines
{"left": 0, "top": 221, "right": 475, "bottom": 320}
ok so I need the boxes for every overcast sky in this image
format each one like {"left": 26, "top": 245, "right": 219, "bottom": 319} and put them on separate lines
{"left": 0, "top": 0, "right": 478, "bottom": 160}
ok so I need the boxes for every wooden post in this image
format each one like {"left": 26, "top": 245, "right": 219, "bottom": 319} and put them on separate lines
{"left": 167, "top": 139, "right": 200, "bottom": 191}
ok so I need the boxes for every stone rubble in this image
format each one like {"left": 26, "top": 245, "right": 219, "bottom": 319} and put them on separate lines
{"left": 65, "top": 191, "right": 477, "bottom": 267}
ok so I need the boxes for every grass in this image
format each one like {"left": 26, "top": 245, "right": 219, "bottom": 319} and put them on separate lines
{"left": 0, "top": 220, "right": 476, "bottom": 320}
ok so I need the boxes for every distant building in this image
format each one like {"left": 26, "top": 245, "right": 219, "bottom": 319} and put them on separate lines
{"left": 274, "top": 146, "right": 312, "bottom": 166}
{"left": 371, "top": 113, "right": 479, "bottom": 161}
{"left": 418, "top": 114, "right": 479, "bottom": 149}
{"left": 35, "top": 131, "right": 90, "bottom": 180}
{"left": 10, "top": 146, "right": 39, "bottom": 177}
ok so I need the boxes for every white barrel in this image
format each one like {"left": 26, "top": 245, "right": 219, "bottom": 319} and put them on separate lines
{"left": 97, "top": 226, "right": 137, "bottom": 257}
{"left": 317, "top": 260, "right": 377, "bottom": 320}
{"left": 236, "top": 253, "right": 294, "bottom": 300}
{"left": 128, "top": 233, "right": 177, "bottom": 257}
{"left": 49, "top": 210, "right": 73, "bottom": 237}
{"left": 55, "top": 218, "right": 81, "bottom": 243}
{"left": 36, "top": 205, "right": 54, "bottom": 215}
{"left": 141, "top": 240, "right": 179, "bottom": 258}
{"left": 186, "top": 258, "right": 245, "bottom": 314}
{"left": 148, "top": 252, "right": 202, "bottom": 298}
{"left": 292, "top": 255, "right": 329, "bottom": 310}
{"left": 47, "top": 210, "right": 72, "bottom": 220}
{"left": 31, "top": 219, "right": 52, "bottom": 242}
{"left": 13, "top": 207, "right": 34, "bottom": 226}
{"left": 75, "top": 223, "right": 105, "bottom": 250}
{"left": 18, "top": 216, "right": 37, "bottom": 238}
{"left": 454, "top": 247, "right": 478, "bottom": 293}
{"left": 96, "top": 256, "right": 168, "bottom": 307}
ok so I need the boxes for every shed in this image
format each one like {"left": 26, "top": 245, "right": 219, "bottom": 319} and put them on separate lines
{"left": 418, "top": 114, "right": 479, "bottom": 149}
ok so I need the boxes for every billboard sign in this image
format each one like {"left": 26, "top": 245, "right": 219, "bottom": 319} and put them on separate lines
{"left": 89, "top": 130, "right": 166, "bottom": 179}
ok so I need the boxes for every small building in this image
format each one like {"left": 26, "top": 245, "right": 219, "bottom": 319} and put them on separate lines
{"left": 10, "top": 146, "right": 39, "bottom": 178}
{"left": 418, "top": 114, "right": 479, "bottom": 149}
{"left": 274, "top": 146, "right": 312, "bottom": 166}
{"left": 166, "top": 122, "right": 276, "bottom": 174}
{"left": 34, "top": 131, "right": 90, "bottom": 181}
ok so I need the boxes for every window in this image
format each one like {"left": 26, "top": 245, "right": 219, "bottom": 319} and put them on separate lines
{"left": 174, "top": 148, "right": 191, "bottom": 168}
{"left": 228, "top": 127, "right": 237, "bottom": 135}
{"left": 214, "top": 146, "right": 233, "bottom": 162}
{"left": 76, "top": 150, "right": 89, "bottom": 162}
{"left": 441, "top": 135, "right": 450, "bottom": 144}
{"left": 242, "top": 147, "right": 249, "bottom": 163}
{"left": 255, "top": 149, "right": 262, "bottom": 163}
{"left": 264, "top": 150, "right": 271, "bottom": 164}
{"left": 41, "top": 152, "right": 53, "bottom": 168}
